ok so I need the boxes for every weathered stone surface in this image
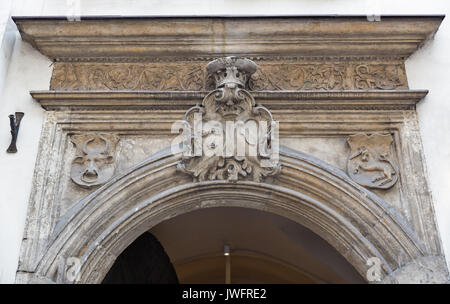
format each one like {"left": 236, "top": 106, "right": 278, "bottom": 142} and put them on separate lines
{"left": 14, "top": 16, "right": 448, "bottom": 284}
{"left": 30, "top": 90, "right": 427, "bottom": 112}
{"left": 49, "top": 60, "right": 408, "bottom": 91}
{"left": 70, "top": 133, "right": 119, "bottom": 188}
{"left": 21, "top": 148, "right": 427, "bottom": 283}
{"left": 19, "top": 88, "right": 445, "bottom": 283}
{"left": 380, "top": 256, "right": 450, "bottom": 284}
{"left": 347, "top": 133, "right": 398, "bottom": 189}
{"left": 14, "top": 16, "right": 443, "bottom": 60}
{"left": 178, "top": 57, "right": 281, "bottom": 182}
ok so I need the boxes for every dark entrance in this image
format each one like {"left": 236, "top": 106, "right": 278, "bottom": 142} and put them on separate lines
{"left": 102, "top": 232, "right": 179, "bottom": 284}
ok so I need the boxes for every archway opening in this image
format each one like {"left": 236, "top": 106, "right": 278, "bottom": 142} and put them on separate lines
{"left": 102, "top": 207, "right": 365, "bottom": 284}
{"left": 40, "top": 149, "right": 424, "bottom": 284}
{"left": 102, "top": 232, "right": 179, "bottom": 284}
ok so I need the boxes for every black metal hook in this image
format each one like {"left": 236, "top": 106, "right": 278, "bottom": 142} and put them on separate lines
{"left": 7, "top": 112, "right": 24, "bottom": 153}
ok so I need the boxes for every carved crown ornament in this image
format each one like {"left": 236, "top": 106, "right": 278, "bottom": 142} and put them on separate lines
{"left": 175, "top": 57, "right": 281, "bottom": 182}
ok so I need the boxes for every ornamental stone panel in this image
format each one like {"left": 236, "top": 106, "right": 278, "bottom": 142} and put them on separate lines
{"left": 12, "top": 16, "right": 449, "bottom": 284}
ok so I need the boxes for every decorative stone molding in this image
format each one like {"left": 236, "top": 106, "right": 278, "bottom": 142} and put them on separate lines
{"left": 13, "top": 16, "right": 443, "bottom": 60}
{"left": 347, "top": 133, "right": 399, "bottom": 189}
{"left": 251, "top": 62, "right": 407, "bottom": 91}
{"left": 70, "top": 133, "right": 119, "bottom": 188}
{"left": 14, "top": 16, "right": 448, "bottom": 284}
{"left": 353, "top": 64, "right": 405, "bottom": 90}
{"left": 177, "top": 57, "right": 281, "bottom": 182}
{"left": 26, "top": 148, "right": 426, "bottom": 283}
{"left": 49, "top": 61, "right": 408, "bottom": 91}
{"left": 51, "top": 62, "right": 206, "bottom": 91}
{"left": 30, "top": 90, "right": 427, "bottom": 112}
{"left": 15, "top": 16, "right": 439, "bottom": 94}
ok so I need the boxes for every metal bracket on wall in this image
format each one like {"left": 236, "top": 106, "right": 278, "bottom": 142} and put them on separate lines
{"left": 7, "top": 112, "right": 24, "bottom": 153}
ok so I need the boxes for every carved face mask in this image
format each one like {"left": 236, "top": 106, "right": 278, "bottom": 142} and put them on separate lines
{"left": 70, "top": 134, "right": 118, "bottom": 188}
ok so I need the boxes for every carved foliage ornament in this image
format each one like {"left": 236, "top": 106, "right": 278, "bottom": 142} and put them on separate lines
{"left": 249, "top": 63, "right": 347, "bottom": 90}
{"left": 52, "top": 63, "right": 206, "bottom": 91}
{"left": 177, "top": 57, "right": 281, "bottom": 182}
{"left": 70, "top": 133, "right": 119, "bottom": 188}
{"left": 50, "top": 61, "right": 408, "bottom": 91}
{"left": 347, "top": 133, "right": 398, "bottom": 189}
{"left": 354, "top": 65, "right": 404, "bottom": 90}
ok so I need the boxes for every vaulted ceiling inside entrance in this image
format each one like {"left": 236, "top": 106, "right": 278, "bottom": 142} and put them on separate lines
{"left": 151, "top": 207, "right": 365, "bottom": 284}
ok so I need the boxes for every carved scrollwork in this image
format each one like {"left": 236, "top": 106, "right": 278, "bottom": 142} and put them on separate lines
{"left": 354, "top": 64, "right": 404, "bottom": 90}
{"left": 53, "top": 63, "right": 206, "bottom": 91}
{"left": 50, "top": 61, "right": 408, "bottom": 91}
{"left": 177, "top": 57, "right": 281, "bottom": 182}
{"left": 347, "top": 133, "right": 398, "bottom": 189}
{"left": 70, "top": 133, "right": 119, "bottom": 188}
{"left": 249, "top": 63, "right": 347, "bottom": 90}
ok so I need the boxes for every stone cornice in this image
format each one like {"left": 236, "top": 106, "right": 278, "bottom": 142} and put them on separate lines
{"left": 13, "top": 16, "right": 444, "bottom": 61}
{"left": 31, "top": 90, "right": 428, "bottom": 111}
{"left": 50, "top": 55, "right": 407, "bottom": 63}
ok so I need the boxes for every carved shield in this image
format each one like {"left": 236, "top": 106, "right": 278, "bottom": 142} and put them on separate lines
{"left": 347, "top": 133, "right": 398, "bottom": 189}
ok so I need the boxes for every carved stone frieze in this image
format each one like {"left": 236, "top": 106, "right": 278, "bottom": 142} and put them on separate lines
{"left": 249, "top": 63, "right": 348, "bottom": 90}
{"left": 347, "top": 133, "right": 398, "bottom": 189}
{"left": 354, "top": 64, "right": 405, "bottom": 90}
{"left": 50, "top": 61, "right": 408, "bottom": 91}
{"left": 70, "top": 133, "right": 119, "bottom": 188}
{"left": 51, "top": 63, "right": 206, "bottom": 91}
{"left": 177, "top": 57, "right": 281, "bottom": 182}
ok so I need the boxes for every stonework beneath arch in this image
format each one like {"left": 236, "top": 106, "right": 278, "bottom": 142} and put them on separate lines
{"left": 380, "top": 256, "right": 449, "bottom": 284}
{"left": 14, "top": 149, "right": 430, "bottom": 283}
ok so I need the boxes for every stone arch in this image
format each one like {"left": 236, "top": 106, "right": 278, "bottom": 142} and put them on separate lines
{"left": 34, "top": 146, "right": 427, "bottom": 283}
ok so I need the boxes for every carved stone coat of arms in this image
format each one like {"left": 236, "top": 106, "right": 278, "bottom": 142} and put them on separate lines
{"left": 176, "top": 56, "right": 281, "bottom": 182}
{"left": 347, "top": 133, "right": 398, "bottom": 189}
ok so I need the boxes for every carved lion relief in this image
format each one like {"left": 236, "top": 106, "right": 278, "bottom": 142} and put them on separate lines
{"left": 177, "top": 57, "right": 281, "bottom": 182}
{"left": 347, "top": 133, "right": 398, "bottom": 189}
{"left": 70, "top": 133, "right": 119, "bottom": 188}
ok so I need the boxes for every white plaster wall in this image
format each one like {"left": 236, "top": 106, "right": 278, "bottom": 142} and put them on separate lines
{"left": 0, "top": 0, "right": 449, "bottom": 283}
{"left": 0, "top": 0, "right": 15, "bottom": 96}
{"left": 0, "top": 31, "right": 51, "bottom": 283}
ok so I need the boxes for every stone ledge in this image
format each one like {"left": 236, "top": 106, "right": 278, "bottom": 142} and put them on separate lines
{"left": 13, "top": 16, "right": 444, "bottom": 60}
{"left": 30, "top": 90, "right": 428, "bottom": 111}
